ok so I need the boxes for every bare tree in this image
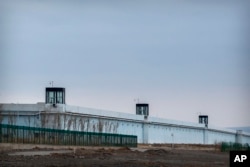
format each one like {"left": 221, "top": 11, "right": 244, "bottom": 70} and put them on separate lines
{"left": 93, "top": 124, "right": 96, "bottom": 132}
{"left": 105, "top": 121, "right": 112, "bottom": 133}
{"left": 109, "top": 122, "right": 113, "bottom": 133}
{"left": 78, "top": 117, "right": 87, "bottom": 131}
{"left": 103, "top": 121, "right": 119, "bottom": 134}
{"left": 63, "top": 114, "right": 68, "bottom": 130}
{"left": 25, "top": 115, "right": 31, "bottom": 127}
{"left": 72, "top": 116, "right": 77, "bottom": 130}
{"left": 8, "top": 112, "right": 17, "bottom": 125}
{"left": 34, "top": 114, "right": 41, "bottom": 128}
{"left": 53, "top": 113, "right": 61, "bottom": 129}
{"left": 114, "top": 121, "right": 119, "bottom": 134}
{"left": 67, "top": 115, "right": 73, "bottom": 130}
{"left": 98, "top": 119, "right": 104, "bottom": 133}
{"left": 0, "top": 109, "right": 3, "bottom": 124}
{"left": 86, "top": 118, "right": 90, "bottom": 132}
{"left": 41, "top": 111, "right": 50, "bottom": 128}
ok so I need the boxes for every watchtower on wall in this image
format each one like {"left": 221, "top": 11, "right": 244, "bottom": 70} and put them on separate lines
{"left": 199, "top": 115, "right": 208, "bottom": 127}
{"left": 136, "top": 103, "right": 149, "bottom": 116}
{"left": 45, "top": 87, "right": 65, "bottom": 105}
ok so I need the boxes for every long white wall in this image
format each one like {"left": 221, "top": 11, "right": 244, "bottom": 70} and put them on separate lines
{"left": 1, "top": 103, "right": 250, "bottom": 145}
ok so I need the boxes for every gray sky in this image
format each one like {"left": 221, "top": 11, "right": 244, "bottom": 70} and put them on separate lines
{"left": 1, "top": 0, "right": 249, "bottom": 127}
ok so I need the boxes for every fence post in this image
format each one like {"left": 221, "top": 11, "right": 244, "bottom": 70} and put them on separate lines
{"left": 0, "top": 124, "right": 2, "bottom": 143}
{"left": 23, "top": 126, "right": 24, "bottom": 143}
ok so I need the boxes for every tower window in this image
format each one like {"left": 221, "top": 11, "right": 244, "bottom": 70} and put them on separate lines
{"left": 45, "top": 87, "right": 65, "bottom": 104}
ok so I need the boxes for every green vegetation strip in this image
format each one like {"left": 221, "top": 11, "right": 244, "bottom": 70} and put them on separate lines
{"left": 221, "top": 142, "right": 250, "bottom": 152}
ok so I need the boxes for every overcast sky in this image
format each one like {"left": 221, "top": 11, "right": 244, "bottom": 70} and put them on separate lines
{"left": 0, "top": 0, "right": 249, "bottom": 127}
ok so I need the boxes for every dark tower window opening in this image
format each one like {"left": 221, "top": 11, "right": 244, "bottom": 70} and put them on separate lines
{"left": 45, "top": 87, "right": 65, "bottom": 104}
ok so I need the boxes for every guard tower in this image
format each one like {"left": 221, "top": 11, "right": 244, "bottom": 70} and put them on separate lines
{"left": 45, "top": 87, "right": 65, "bottom": 105}
{"left": 136, "top": 103, "right": 149, "bottom": 116}
{"left": 199, "top": 115, "right": 208, "bottom": 127}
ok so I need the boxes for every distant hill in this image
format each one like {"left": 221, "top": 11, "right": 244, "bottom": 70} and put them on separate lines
{"left": 228, "top": 127, "right": 250, "bottom": 133}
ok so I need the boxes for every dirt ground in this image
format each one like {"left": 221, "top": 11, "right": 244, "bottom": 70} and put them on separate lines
{"left": 0, "top": 144, "right": 229, "bottom": 167}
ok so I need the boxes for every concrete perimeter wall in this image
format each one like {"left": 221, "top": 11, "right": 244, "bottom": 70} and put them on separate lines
{"left": 1, "top": 103, "right": 250, "bottom": 145}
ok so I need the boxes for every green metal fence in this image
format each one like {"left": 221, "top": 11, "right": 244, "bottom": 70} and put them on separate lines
{"left": 0, "top": 124, "right": 137, "bottom": 147}
{"left": 221, "top": 142, "right": 250, "bottom": 152}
